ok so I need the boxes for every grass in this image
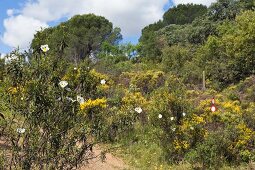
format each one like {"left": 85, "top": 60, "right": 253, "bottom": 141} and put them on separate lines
{"left": 108, "top": 124, "right": 254, "bottom": 170}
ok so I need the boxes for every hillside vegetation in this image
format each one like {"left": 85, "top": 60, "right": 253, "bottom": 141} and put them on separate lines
{"left": 0, "top": 0, "right": 255, "bottom": 169}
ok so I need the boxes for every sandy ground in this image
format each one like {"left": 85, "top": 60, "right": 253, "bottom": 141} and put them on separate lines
{"left": 79, "top": 146, "right": 128, "bottom": 170}
{"left": 0, "top": 138, "right": 128, "bottom": 170}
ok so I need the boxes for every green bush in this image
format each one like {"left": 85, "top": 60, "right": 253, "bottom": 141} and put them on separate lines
{"left": 0, "top": 51, "right": 110, "bottom": 169}
{"left": 186, "top": 131, "right": 230, "bottom": 169}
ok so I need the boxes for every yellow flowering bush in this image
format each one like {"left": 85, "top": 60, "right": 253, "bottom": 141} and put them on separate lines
{"left": 120, "top": 70, "right": 165, "bottom": 94}
{"left": 89, "top": 69, "right": 114, "bottom": 95}
{"left": 221, "top": 101, "right": 242, "bottom": 115}
{"left": 115, "top": 90, "right": 149, "bottom": 130}
{"left": 97, "top": 84, "right": 110, "bottom": 92}
{"left": 90, "top": 69, "right": 109, "bottom": 80}
{"left": 80, "top": 98, "right": 107, "bottom": 110}
{"left": 235, "top": 123, "right": 254, "bottom": 149}
{"left": 191, "top": 114, "right": 205, "bottom": 124}
{"left": 173, "top": 139, "right": 190, "bottom": 151}
{"left": 122, "top": 91, "right": 147, "bottom": 106}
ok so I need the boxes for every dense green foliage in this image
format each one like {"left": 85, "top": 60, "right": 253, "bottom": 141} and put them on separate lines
{"left": 140, "top": 0, "right": 255, "bottom": 88}
{"left": 163, "top": 4, "right": 207, "bottom": 25}
{"left": 1, "top": 0, "right": 255, "bottom": 169}
{"left": 1, "top": 50, "right": 111, "bottom": 169}
{"left": 31, "top": 14, "right": 122, "bottom": 62}
{"left": 139, "top": 3, "right": 208, "bottom": 59}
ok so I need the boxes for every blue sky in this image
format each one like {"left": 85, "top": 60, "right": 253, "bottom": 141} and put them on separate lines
{"left": 0, "top": 0, "right": 26, "bottom": 54}
{"left": 0, "top": 0, "right": 215, "bottom": 55}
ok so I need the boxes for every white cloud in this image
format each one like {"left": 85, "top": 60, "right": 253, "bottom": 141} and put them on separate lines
{"left": 1, "top": 15, "right": 48, "bottom": 49}
{"left": 22, "top": 0, "right": 168, "bottom": 35}
{"left": 6, "top": 9, "right": 20, "bottom": 17}
{"left": 7, "top": 9, "right": 14, "bottom": 16}
{"left": 1, "top": 0, "right": 169, "bottom": 49}
{"left": 173, "top": 0, "right": 216, "bottom": 6}
{"left": 22, "top": 0, "right": 77, "bottom": 22}
{"left": 85, "top": 0, "right": 168, "bottom": 35}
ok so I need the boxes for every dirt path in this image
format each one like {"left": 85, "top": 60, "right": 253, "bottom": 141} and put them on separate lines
{"left": 0, "top": 138, "right": 128, "bottom": 170}
{"left": 79, "top": 146, "right": 129, "bottom": 170}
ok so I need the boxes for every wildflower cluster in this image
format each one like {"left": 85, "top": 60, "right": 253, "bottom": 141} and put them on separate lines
{"left": 80, "top": 98, "right": 107, "bottom": 110}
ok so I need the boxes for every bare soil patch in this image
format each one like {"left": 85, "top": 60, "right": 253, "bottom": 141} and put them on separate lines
{"left": 79, "top": 146, "right": 128, "bottom": 170}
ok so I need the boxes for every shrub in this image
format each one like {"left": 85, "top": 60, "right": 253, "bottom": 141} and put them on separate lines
{"left": 0, "top": 51, "right": 112, "bottom": 169}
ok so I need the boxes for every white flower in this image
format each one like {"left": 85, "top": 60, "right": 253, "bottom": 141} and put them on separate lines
{"left": 77, "top": 95, "right": 85, "bottom": 104}
{"left": 170, "top": 117, "right": 174, "bottom": 121}
{"left": 190, "top": 127, "right": 194, "bottom": 130}
{"left": 158, "top": 114, "right": 162, "bottom": 119}
{"left": 182, "top": 112, "right": 186, "bottom": 117}
{"left": 74, "top": 67, "right": 77, "bottom": 70}
{"left": 66, "top": 97, "right": 76, "bottom": 103}
{"left": 211, "top": 106, "right": 216, "bottom": 112}
{"left": 100, "top": 79, "right": 106, "bottom": 85}
{"left": 59, "top": 81, "right": 68, "bottom": 88}
{"left": 172, "top": 128, "right": 176, "bottom": 132}
{"left": 135, "top": 107, "right": 143, "bottom": 114}
{"left": 17, "top": 128, "right": 25, "bottom": 134}
{"left": 40, "top": 44, "right": 50, "bottom": 53}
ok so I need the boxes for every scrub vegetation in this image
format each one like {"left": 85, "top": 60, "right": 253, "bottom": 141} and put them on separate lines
{"left": 0, "top": 0, "right": 255, "bottom": 169}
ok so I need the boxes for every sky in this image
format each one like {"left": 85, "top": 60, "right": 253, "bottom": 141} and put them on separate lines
{"left": 0, "top": 0, "right": 217, "bottom": 56}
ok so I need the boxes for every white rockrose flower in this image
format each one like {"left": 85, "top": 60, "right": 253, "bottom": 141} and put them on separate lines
{"left": 135, "top": 107, "right": 143, "bottom": 114}
{"left": 17, "top": 128, "right": 25, "bottom": 134}
{"left": 59, "top": 81, "right": 68, "bottom": 88}
{"left": 100, "top": 79, "right": 106, "bottom": 85}
{"left": 77, "top": 95, "right": 85, "bottom": 104}
{"left": 40, "top": 44, "right": 50, "bottom": 53}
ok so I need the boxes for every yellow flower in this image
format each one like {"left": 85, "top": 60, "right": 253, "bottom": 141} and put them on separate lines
{"left": 222, "top": 101, "right": 241, "bottom": 114}
{"left": 80, "top": 98, "right": 107, "bottom": 110}
{"left": 182, "top": 141, "right": 190, "bottom": 149}
{"left": 122, "top": 91, "right": 146, "bottom": 105}
{"left": 192, "top": 115, "right": 205, "bottom": 124}
{"left": 90, "top": 69, "right": 108, "bottom": 80}
{"left": 234, "top": 123, "right": 255, "bottom": 149}
{"left": 8, "top": 87, "right": 18, "bottom": 94}
{"left": 173, "top": 140, "right": 190, "bottom": 151}
{"left": 97, "top": 84, "right": 110, "bottom": 91}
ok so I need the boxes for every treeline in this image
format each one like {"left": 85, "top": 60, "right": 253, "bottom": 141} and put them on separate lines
{"left": 139, "top": 0, "right": 255, "bottom": 89}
